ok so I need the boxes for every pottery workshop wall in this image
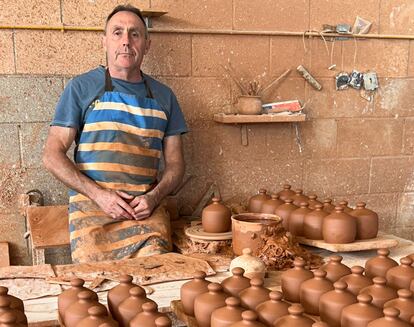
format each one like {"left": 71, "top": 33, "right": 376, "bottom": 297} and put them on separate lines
{"left": 0, "top": 0, "right": 413, "bottom": 264}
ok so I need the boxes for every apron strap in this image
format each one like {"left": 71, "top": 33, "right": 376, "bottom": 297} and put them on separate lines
{"left": 105, "top": 68, "right": 114, "bottom": 92}
{"left": 143, "top": 78, "right": 154, "bottom": 99}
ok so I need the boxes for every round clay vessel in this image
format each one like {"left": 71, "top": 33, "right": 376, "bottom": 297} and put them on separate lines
{"left": 0, "top": 298, "right": 27, "bottom": 326}
{"left": 299, "top": 269, "right": 334, "bottom": 315}
{"left": 365, "top": 249, "right": 398, "bottom": 279}
{"left": 291, "top": 189, "right": 309, "bottom": 207}
{"left": 255, "top": 291, "right": 289, "bottom": 326}
{"left": 359, "top": 277, "right": 398, "bottom": 309}
{"left": 194, "top": 283, "right": 227, "bottom": 327}
{"left": 273, "top": 304, "right": 315, "bottom": 327}
{"left": 341, "top": 294, "right": 383, "bottom": 327}
{"left": 274, "top": 199, "right": 298, "bottom": 230}
{"left": 289, "top": 202, "right": 312, "bottom": 236}
{"left": 130, "top": 301, "right": 166, "bottom": 327}
{"left": 303, "top": 204, "right": 329, "bottom": 240}
{"left": 76, "top": 306, "right": 116, "bottom": 327}
{"left": 118, "top": 286, "right": 155, "bottom": 327}
{"left": 338, "top": 266, "right": 373, "bottom": 296}
{"left": 155, "top": 316, "right": 172, "bottom": 327}
{"left": 319, "top": 281, "right": 357, "bottom": 327}
{"left": 202, "top": 197, "right": 232, "bottom": 233}
{"left": 321, "top": 255, "right": 351, "bottom": 283}
{"left": 261, "top": 194, "right": 283, "bottom": 214}
{"left": 367, "top": 307, "right": 411, "bottom": 327}
{"left": 312, "top": 323, "right": 330, "bottom": 327}
{"left": 277, "top": 184, "right": 295, "bottom": 201}
{"left": 338, "top": 200, "right": 353, "bottom": 213}
{"left": 281, "top": 257, "right": 313, "bottom": 303}
{"left": 349, "top": 202, "right": 379, "bottom": 240}
{"left": 239, "top": 277, "right": 270, "bottom": 310}
{"left": 221, "top": 267, "right": 251, "bottom": 297}
{"left": 383, "top": 289, "right": 414, "bottom": 322}
{"left": 306, "top": 194, "right": 322, "bottom": 210}
{"left": 229, "top": 248, "right": 266, "bottom": 279}
{"left": 211, "top": 297, "right": 243, "bottom": 327}
{"left": 248, "top": 189, "right": 271, "bottom": 213}
{"left": 64, "top": 290, "right": 105, "bottom": 327}
{"left": 180, "top": 270, "right": 210, "bottom": 317}
{"left": 0, "top": 312, "right": 21, "bottom": 327}
{"left": 229, "top": 310, "right": 266, "bottom": 327}
{"left": 107, "top": 275, "right": 136, "bottom": 322}
{"left": 0, "top": 287, "right": 24, "bottom": 313}
{"left": 322, "top": 207, "right": 356, "bottom": 244}
{"left": 323, "top": 199, "right": 335, "bottom": 213}
{"left": 385, "top": 256, "right": 414, "bottom": 290}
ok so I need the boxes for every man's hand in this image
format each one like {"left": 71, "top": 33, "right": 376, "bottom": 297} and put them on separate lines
{"left": 92, "top": 189, "right": 136, "bottom": 220}
{"left": 129, "top": 193, "right": 158, "bottom": 220}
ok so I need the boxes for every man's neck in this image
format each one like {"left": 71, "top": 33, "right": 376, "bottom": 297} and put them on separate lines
{"left": 108, "top": 67, "right": 142, "bottom": 83}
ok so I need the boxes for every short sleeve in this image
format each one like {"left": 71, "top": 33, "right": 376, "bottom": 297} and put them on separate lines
{"left": 164, "top": 93, "right": 188, "bottom": 136}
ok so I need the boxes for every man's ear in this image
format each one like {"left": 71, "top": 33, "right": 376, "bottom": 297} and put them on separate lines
{"left": 144, "top": 38, "right": 151, "bottom": 55}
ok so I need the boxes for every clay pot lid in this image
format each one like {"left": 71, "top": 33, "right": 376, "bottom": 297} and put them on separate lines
{"left": 0, "top": 297, "right": 11, "bottom": 308}
{"left": 284, "top": 199, "right": 294, "bottom": 204}
{"left": 400, "top": 256, "right": 413, "bottom": 266}
{"left": 357, "top": 293, "right": 373, "bottom": 304}
{"left": 313, "top": 269, "right": 327, "bottom": 278}
{"left": 308, "top": 195, "right": 317, "bottom": 200}
{"left": 333, "top": 281, "right": 348, "bottom": 291}
{"left": 356, "top": 202, "right": 367, "bottom": 208}
{"left": 383, "top": 307, "right": 400, "bottom": 318}
{"left": 211, "top": 197, "right": 222, "bottom": 203}
{"left": 294, "top": 189, "right": 303, "bottom": 195}
{"left": 299, "top": 202, "right": 309, "bottom": 208}
{"left": 208, "top": 283, "right": 223, "bottom": 292}
{"left": 241, "top": 310, "right": 258, "bottom": 321}
{"left": 88, "top": 305, "right": 107, "bottom": 317}
{"left": 78, "top": 290, "right": 95, "bottom": 300}
{"left": 314, "top": 204, "right": 323, "bottom": 210}
{"left": 329, "top": 255, "right": 343, "bottom": 263}
{"left": 351, "top": 266, "right": 365, "bottom": 275}
{"left": 372, "top": 277, "right": 387, "bottom": 285}
{"left": 288, "top": 304, "right": 304, "bottom": 316}
{"left": 250, "top": 278, "right": 264, "bottom": 287}
{"left": 155, "top": 316, "right": 171, "bottom": 327}
{"left": 193, "top": 270, "right": 207, "bottom": 279}
{"left": 231, "top": 267, "right": 245, "bottom": 276}
{"left": 0, "top": 286, "right": 8, "bottom": 295}
{"left": 142, "top": 301, "right": 158, "bottom": 312}
{"left": 0, "top": 312, "right": 17, "bottom": 324}
{"left": 334, "top": 206, "right": 345, "bottom": 212}
{"left": 339, "top": 200, "right": 349, "bottom": 206}
{"left": 270, "top": 194, "right": 279, "bottom": 200}
{"left": 258, "top": 189, "right": 267, "bottom": 194}
{"left": 129, "top": 286, "right": 145, "bottom": 297}
{"left": 70, "top": 278, "right": 85, "bottom": 287}
{"left": 293, "top": 257, "right": 306, "bottom": 267}
{"left": 225, "top": 297, "right": 241, "bottom": 307}
{"left": 269, "top": 291, "right": 283, "bottom": 301}
{"left": 323, "top": 199, "right": 333, "bottom": 204}
{"left": 119, "top": 274, "right": 133, "bottom": 283}
{"left": 377, "top": 248, "right": 390, "bottom": 256}
{"left": 397, "top": 289, "right": 412, "bottom": 299}
{"left": 282, "top": 184, "right": 292, "bottom": 190}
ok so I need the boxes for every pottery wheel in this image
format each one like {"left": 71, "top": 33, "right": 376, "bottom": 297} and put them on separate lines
{"left": 184, "top": 225, "right": 232, "bottom": 241}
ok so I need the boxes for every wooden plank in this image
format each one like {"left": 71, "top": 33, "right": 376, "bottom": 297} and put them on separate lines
{"left": 0, "top": 278, "right": 61, "bottom": 300}
{"left": 0, "top": 264, "right": 55, "bottom": 279}
{"left": 0, "top": 242, "right": 10, "bottom": 267}
{"left": 213, "top": 113, "right": 306, "bottom": 123}
{"left": 140, "top": 9, "right": 168, "bottom": 17}
{"left": 26, "top": 205, "right": 69, "bottom": 249}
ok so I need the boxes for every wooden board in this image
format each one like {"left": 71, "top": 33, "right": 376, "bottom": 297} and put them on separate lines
{"left": 0, "top": 242, "right": 9, "bottom": 267}
{"left": 0, "top": 264, "right": 56, "bottom": 279}
{"left": 213, "top": 113, "right": 306, "bottom": 123}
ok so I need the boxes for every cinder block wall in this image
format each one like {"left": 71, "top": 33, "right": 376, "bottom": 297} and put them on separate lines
{"left": 0, "top": 0, "right": 413, "bottom": 264}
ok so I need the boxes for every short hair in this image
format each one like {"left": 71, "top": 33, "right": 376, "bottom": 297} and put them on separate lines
{"left": 105, "top": 4, "right": 148, "bottom": 37}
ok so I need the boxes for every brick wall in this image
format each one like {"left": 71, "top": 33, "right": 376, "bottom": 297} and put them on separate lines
{"left": 0, "top": 0, "right": 413, "bottom": 264}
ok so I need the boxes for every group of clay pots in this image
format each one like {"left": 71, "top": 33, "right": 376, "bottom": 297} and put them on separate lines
{"left": 57, "top": 276, "right": 171, "bottom": 327}
{"left": 248, "top": 185, "right": 379, "bottom": 244}
{"left": 0, "top": 286, "right": 27, "bottom": 326}
{"left": 281, "top": 251, "right": 414, "bottom": 327}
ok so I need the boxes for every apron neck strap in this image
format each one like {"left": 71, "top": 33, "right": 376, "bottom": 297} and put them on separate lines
{"left": 105, "top": 68, "right": 154, "bottom": 99}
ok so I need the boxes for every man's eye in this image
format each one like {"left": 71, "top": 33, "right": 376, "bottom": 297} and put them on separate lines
{"left": 131, "top": 32, "right": 140, "bottom": 38}
{"left": 114, "top": 30, "right": 122, "bottom": 36}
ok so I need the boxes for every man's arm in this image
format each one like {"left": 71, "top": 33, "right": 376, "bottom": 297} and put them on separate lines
{"left": 130, "top": 134, "right": 185, "bottom": 220}
{"left": 42, "top": 126, "right": 135, "bottom": 220}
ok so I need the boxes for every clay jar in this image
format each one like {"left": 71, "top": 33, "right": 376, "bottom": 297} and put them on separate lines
{"left": 338, "top": 266, "right": 373, "bottom": 296}
{"left": 107, "top": 275, "right": 136, "bottom": 322}
{"left": 291, "top": 189, "right": 309, "bottom": 207}
{"left": 338, "top": 200, "right": 353, "bottom": 213}
{"left": 350, "top": 202, "right": 379, "bottom": 240}
{"left": 202, "top": 197, "right": 232, "bottom": 233}
{"left": 130, "top": 302, "right": 166, "bottom": 327}
{"left": 322, "top": 207, "right": 357, "bottom": 244}
{"left": 306, "top": 194, "right": 322, "bottom": 210}
{"left": 303, "top": 204, "right": 329, "bottom": 240}
{"left": 281, "top": 257, "right": 313, "bottom": 303}
{"left": 194, "top": 283, "right": 227, "bottom": 327}
{"left": 365, "top": 249, "right": 398, "bottom": 279}
{"left": 321, "top": 255, "right": 352, "bottom": 283}
{"left": 299, "top": 269, "right": 334, "bottom": 315}
{"left": 229, "top": 310, "right": 266, "bottom": 327}
{"left": 319, "top": 281, "right": 357, "bottom": 327}
{"left": 273, "top": 304, "right": 315, "bottom": 327}
{"left": 289, "top": 202, "right": 312, "bottom": 236}
{"left": 64, "top": 291, "right": 106, "bottom": 327}
{"left": 274, "top": 199, "right": 298, "bottom": 230}
{"left": 255, "top": 291, "right": 289, "bottom": 326}
{"left": 229, "top": 248, "right": 266, "bottom": 279}
{"left": 323, "top": 199, "right": 335, "bottom": 213}
{"left": 261, "top": 194, "right": 283, "bottom": 214}
{"left": 180, "top": 270, "right": 210, "bottom": 317}
{"left": 359, "top": 277, "right": 398, "bottom": 309}
{"left": 341, "top": 294, "right": 383, "bottom": 327}
{"left": 248, "top": 189, "right": 271, "bottom": 213}
{"left": 76, "top": 306, "right": 117, "bottom": 327}
{"left": 383, "top": 289, "right": 414, "bottom": 322}
{"left": 0, "top": 298, "right": 27, "bottom": 326}
{"left": 367, "top": 307, "right": 411, "bottom": 327}
{"left": 0, "top": 287, "right": 24, "bottom": 312}
{"left": 221, "top": 267, "right": 251, "bottom": 297}
{"left": 118, "top": 286, "right": 155, "bottom": 327}
{"left": 385, "top": 256, "right": 414, "bottom": 290}
{"left": 277, "top": 184, "right": 295, "bottom": 201}
{"left": 211, "top": 297, "right": 244, "bottom": 327}
{"left": 0, "top": 312, "right": 21, "bottom": 327}
{"left": 239, "top": 278, "right": 270, "bottom": 310}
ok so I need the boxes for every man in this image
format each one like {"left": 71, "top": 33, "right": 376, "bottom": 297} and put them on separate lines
{"left": 43, "top": 4, "right": 187, "bottom": 263}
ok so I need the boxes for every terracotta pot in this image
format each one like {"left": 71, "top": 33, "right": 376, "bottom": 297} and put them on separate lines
{"left": 64, "top": 291, "right": 105, "bottom": 327}
{"left": 231, "top": 213, "right": 282, "bottom": 256}
{"left": 273, "top": 304, "right": 315, "bottom": 327}
{"left": 338, "top": 266, "right": 373, "bottom": 296}
{"left": 229, "top": 248, "right": 266, "bottom": 279}
{"left": 239, "top": 278, "right": 270, "bottom": 310}
{"left": 321, "top": 255, "right": 351, "bottom": 283}
{"left": 0, "top": 298, "right": 27, "bottom": 326}
{"left": 303, "top": 204, "right": 329, "bottom": 240}
{"left": 256, "top": 291, "right": 289, "bottom": 326}
{"left": 322, "top": 199, "right": 335, "bottom": 213}
{"left": 289, "top": 202, "right": 312, "bottom": 236}
{"left": 76, "top": 306, "right": 116, "bottom": 327}
{"left": 306, "top": 194, "right": 322, "bottom": 210}
{"left": 411, "top": 279, "right": 414, "bottom": 293}
{"left": 118, "top": 287, "right": 155, "bottom": 327}
{"left": 341, "top": 294, "right": 383, "bottom": 327}
{"left": 107, "top": 275, "right": 136, "bottom": 322}
{"left": 367, "top": 307, "right": 411, "bottom": 327}
{"left": 202, "top": 197, "right": 232, "bottom": 233}
{"left": 180, "top": 271, "right": 210, "bottom": 317}
{"left": 291, "top": 189, "right": 309, "bottom": 207}
{"left": 248, "top": 189, "right": 271, "bottom": 213}
{"left": 194, "top": 283, "right": 227, "bottom": 327}
{"left": 350, "top": 202, "right": 379, "bottom": 240}
{"left": 364, "top": 249, "right": 398, "bottom": 279}
{"left": 0, "top": 311, "right": 21, "bottom": 327}
{"left": 359, "top": 277, "right": 398, "bottom": 309}
{"left": 155, "top": 316, "right": 172, "bottom": 327}
{"left": 312, "top": 323, "right": 330, "bottom": 327}
{"left": 299, "top": 269, "right": 334, "bottom": 315}
{"left": 130, "top": 302, "right": 166, "bottom": 327}
{"left": 383, "top": 289, "right": 414, "bottom": 322}
{"left": 221, "top": 267, "right": 251, "bottom": 297}
{"left": 319, "top": 281, "right": 357, "bottom": 327}
{"left": 211, "top": 297, "right": 243, "bottom": 327}
{"left": 322, "top": 207, "right": 356, "bottom": 244}
{"left": 385, "top": 256, "right": 414, "bottom": 290}
{"left": 281, "top": 257, "right": 313, "bottom": 303}
{"left": 277, "top": 184, "right": 295, "bottom": 201}
{"left": 338, "top": 200, "right": 353, "bottom": 213}
{"left": 229, "top": 311, "right": 265, "bottom": 327}
{"left": 236, "top": 95, "right": 262, "bottom": 115}
{"left": 274, "top": 199, "right": 298, "bottom": 230}
{"left": 0, "top": 287, "right": 24, "bottom": 313}
{"left": 261, "top": 194, "right": 283, "bottom": 214}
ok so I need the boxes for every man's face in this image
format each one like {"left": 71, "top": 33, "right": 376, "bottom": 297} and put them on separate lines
{"left": 103, "top": 11, "right": 150, "bottom": 73}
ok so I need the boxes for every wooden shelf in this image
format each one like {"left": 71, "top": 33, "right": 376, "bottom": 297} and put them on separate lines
{"left": 213, "top": 113, "right": 306, "bottom": 124}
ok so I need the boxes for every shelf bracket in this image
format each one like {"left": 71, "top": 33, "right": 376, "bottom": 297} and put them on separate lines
{"left": 240, "top": 125, "right": 249, "bottom": 146}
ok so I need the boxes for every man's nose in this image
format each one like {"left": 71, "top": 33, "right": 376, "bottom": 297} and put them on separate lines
{"left": 121, "top": 33, "right": 130, "bottom": 46}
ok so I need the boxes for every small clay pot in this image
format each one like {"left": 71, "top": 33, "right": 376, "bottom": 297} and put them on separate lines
{"left": 277, "top": 184, "right": 295, "bottom": 201}
{"left": 338, "top": 266, "right": 373, "bottom": 296}
{"left": 221, "top": 267, "right": 251, "bottom": 297}
{"left": 0, "top": 312, "right": 21, "bottom": 327}
{"left": 303, "top": 204, "right": 329, "bottom": 240}
{"left": 299, "top": 269, "right": 334, "bottom": 315}
{"left": 383, "top": 289, "right": 414, "bottom": 322}
{"left": 367, "top": 307, "right": 411, "bottom": 327}
{"left": 76, "top": 306, "right": 116, "bottom": 327}
{"left": 211, "top": 297, "right": 243, "bottom": 327}
{"left": 155, "top": 316, "right": 172, "bottom": 327}
{"left": 0, "top": 298, "right": 27, "bottom": 326}
{"left": 281, "top": 257, "right": 313, "bottom": 303}
{"left": 130, "top": 302, "right": 166, "bottom": 327}
{"left": 194, "top": 283, "right": 227, "bottom": 327}
{"left": 118, "top": 287, "right": 155, "bottom": 327}
{"left": 365, "top": 249, "right": 398, "bottom": 279}
{"left": 321, "top": 255, "right": 352, "bottom": 283}
{"left": 338, "top": 200, "right": 353, "bottom": 213}
{"left": 229, "top": 310, "right": 266, "bottom": 327}
{"left": 202, "top": 197, "right": 232, "bottom": 233}
{"left": 289, "top": 202, "right": 312, "bottom": 236}
{"left": 180, "top": 271, "right": 210, "bottom": 317}
{"left": 255, "top": 291, "right": 289, "bottom": 326}
{"left": 274, "top": 199, "right": 298, "bottom": 230}
{"left": 0, "top": 287, "right": 23, "bottom": 313}
{"left": 64, "top": 291, "right": 105, "bottom": 327}
{"left": 239, "top": 278, "right": 270, "bottom": 310}
{"left": 248, "top": 189, "right": 271, "bottom": 213}
{"left": 291, "top": 189, "right": 309, "bottom": 207}
{"left": 322, "top": 207, "right": 357, "bottom": 244}
{"left": 306, "top": 194, "right": 322, "bottom": 210}
{"left": 359, "top": 277, "right": 398, "bottom": 309}
{"left": 261, "top": 194, "right": 283, "bottom": 214}
{"left": 107, "top": 275, "right": 136, "bottom": 322}
{"left": 385, "top": 256, "right": 414, "bottom": 290}
{"left": 319, "top": 281, "right": 357, "bottom": 327}
{"left": 229, "top": 248, "right": 266, "bottom": 279}
{"left": 349, "top": 202, "right": 379, "bottom": 240}
{"left": 341, "top": 294, "right": 383, "bottom": 327}
{"left": 273, "top": 304, "right": 315, "bottom": 327}
{"left": 323, "top": 199, "right": 335, "bottom": 213}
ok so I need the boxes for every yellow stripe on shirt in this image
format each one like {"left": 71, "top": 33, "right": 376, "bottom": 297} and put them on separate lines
{"left": 95, "top": 101, "right": 167, "bottom": 120}
{"left": 83, "top": 122, "right": 164, "bottom": 139}
{"left": 77, "top": 162, "right": 157, "bottom": 177}
{"left": 77, "top": 142, "right": 161, "bottom": 158}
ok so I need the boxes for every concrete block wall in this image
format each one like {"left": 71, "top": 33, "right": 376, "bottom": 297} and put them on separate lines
{"left": 0, "top": 0, "right": 413, "bottom": 264}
